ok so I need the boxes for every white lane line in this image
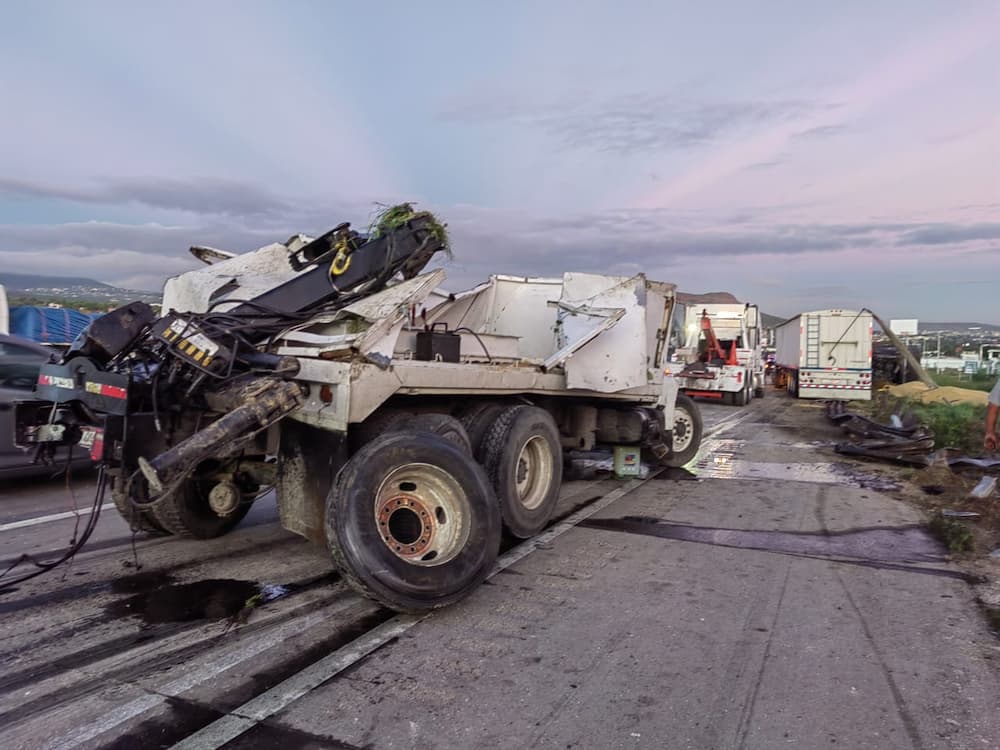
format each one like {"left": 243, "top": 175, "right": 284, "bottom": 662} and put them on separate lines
{"left": 46, "top": 600, "right": 359, "bottom": 750}
{"left": 170, "top": 475, "right": 655, "bottom": 750}
{"left": 0, "top": 503, "right": 114, "bottom": 532}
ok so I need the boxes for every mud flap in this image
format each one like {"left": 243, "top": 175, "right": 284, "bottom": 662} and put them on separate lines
{"left": 277, "top": 420, "right": 348, "bottom": 545}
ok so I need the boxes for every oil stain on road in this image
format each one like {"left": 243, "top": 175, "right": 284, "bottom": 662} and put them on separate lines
{"left": 579, "top": 516, "right": 980, "bottom": 582}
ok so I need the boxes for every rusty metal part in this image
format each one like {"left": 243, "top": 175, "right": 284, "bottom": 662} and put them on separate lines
{"left": 376, "top": 495, "right": 434, "bottom": 558}
{"left": 208, "top": 481, "right": 241, "bottom": 516}
{"left": 373, "top": 463, "right": 470, "bottom": 566}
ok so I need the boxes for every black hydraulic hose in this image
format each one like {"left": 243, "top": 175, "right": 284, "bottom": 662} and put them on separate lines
{"left": 0, "top": 468, "right": 109, "bottom": 592}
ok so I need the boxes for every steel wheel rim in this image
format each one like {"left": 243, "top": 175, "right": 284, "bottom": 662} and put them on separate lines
{"left": 515, "top": 435, "right": 553, "bottom": 511}
{"left": 673, "top": 410, "right": 694, "bottom": 453}
{"left": 374, "top": 463, "right": 470, "bottom": 566}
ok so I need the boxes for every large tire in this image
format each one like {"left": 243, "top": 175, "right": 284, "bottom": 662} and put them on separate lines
{"left": 663, "top": 392, "right": 703, "bottom": 467}
{"left": 149, "top": 478, "right": 255, "bottom": 539}
{"left": 480, "top": 406, "right": 562, "bottom": 539}
{"left": 111, "top": 476, "right": 169, "bottom": 535}
{"left": 354, "top": 410, "right": 472, "bottom": 456}
{"left": 326, "top": 431, "right": 501, "bottom": 612}
{"left": 456, "top": 402, "right": 507, "bottom": 460}
{"left": 738, "top": 383, "right": 749, "bottom": 406}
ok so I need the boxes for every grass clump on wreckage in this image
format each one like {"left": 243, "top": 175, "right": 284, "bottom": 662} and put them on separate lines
{"left": 11, "top": 204, "right": 703, "bottom": 612}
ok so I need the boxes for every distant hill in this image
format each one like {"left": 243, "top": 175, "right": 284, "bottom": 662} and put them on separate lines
{"left": 676, "top": 291, "right": 740, "bottom": 306}
{"left": 0, "top": 272, "right": 114, "bottom": 290}
{"left": 0, "top": 272, "right": 158, "bottom": 309}
{"left": 676, "top": 290, "right": 785, "bottom": 330}
{"left": 919, "top": 322, "right": 1000, "bottom": 333}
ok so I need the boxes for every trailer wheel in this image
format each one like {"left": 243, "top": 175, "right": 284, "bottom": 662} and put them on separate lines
{"left": 481, "top": 406, "right": 562, "bottom": 539}
{"left": 149, "top": 478, "right": 256, "bottom": 539}
{"left": 663, "top": 392, "right": 703, "bottom": 467}
{"left": 326, "top": 431, "right": 501, "bottom": 612}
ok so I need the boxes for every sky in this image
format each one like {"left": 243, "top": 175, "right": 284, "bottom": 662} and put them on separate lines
{"left": 0, "top": 1, "right": 998, "bottom": 322}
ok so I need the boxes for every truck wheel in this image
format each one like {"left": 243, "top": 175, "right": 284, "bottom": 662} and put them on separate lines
{"left": 395, "top": 414, "right": 472, "bottom": 455}
{"left": 481, "top": 406, "right": 562, "bottom": 539}
{"left": 149, "top": 478, "right": 256, "bottom": 539}
{"left": 354, "top": 410, "right": 472, "bottom": 456}
{"left": 326, "top": 431, "right": 501, "bottom": 612}
{"left": 457, "top": 402, "right": 506, "bottom": 460}
{"left": 112, "top": 478, "right": 169, "bottom": 535}
{"left": 754, "top": 379, "right": 765, "bottom": 399}
{"left": 663, "top": 392, "right": 703, "bottom": 466}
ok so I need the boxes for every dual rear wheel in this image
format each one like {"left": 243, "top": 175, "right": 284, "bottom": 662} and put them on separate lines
{"left": 326, "top": 405, "right": 564, "bottom": 612}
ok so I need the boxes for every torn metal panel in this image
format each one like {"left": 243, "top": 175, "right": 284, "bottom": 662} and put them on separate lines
{"left": 275, "top": 271, "right": 445, "bottom": 361}
{"left": 162, "top": 236, "right": 313, "bottom": 314}
{"left": 543, "top": 306, "right": 625, "bottom": 372}
{"left": 560, "top": 273, "right": 649, "bottom": 392}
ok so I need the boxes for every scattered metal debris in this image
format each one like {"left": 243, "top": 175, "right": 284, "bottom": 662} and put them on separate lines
{"left": 970, "top": 477, "right": 997, "bottom": 500}
{"left": 828, "top": 400, "right": 934, "bottom": 466}
{"left": 827, "top": 402, "right": 1000, "bottom": 472}
{"left": 942, "top": 510, "right": 981, "bottom": 519}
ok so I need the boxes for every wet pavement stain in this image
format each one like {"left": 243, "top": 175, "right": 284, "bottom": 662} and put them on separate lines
{"left": 688, "top": 453, "right": 899, "bottom": 491}
{"left": 105, "top": 579, "right": 290, "bottom": 625}
{"left": 579, "top": 516, "right": 979, "bottom": 581}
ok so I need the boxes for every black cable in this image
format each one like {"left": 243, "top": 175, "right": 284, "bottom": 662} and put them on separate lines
{"left": 0, "top": 468, "right": 108, "bottom": 592}
{"left": 454, "top": 327, "right": 493, "bottom": 363}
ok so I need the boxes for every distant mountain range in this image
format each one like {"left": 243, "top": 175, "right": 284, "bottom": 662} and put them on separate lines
{"left": 0, "top": 272, "right": 159, "bottom": 307}
{"left": 918, "top": 322, "right": 1000, "bottom": 333}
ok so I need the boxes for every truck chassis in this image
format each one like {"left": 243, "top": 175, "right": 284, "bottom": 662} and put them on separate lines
{"left": 13, "top": 210, "right": 704, "bottom": 612}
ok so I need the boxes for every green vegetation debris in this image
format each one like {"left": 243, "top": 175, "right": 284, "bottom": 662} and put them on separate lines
{"left": 369, "top": 202, "right": 451, "bottom": 256}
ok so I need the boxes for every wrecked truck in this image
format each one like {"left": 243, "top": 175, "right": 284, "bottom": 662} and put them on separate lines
{"left": 13, "top": 208, "right": 703, "bottom": 612}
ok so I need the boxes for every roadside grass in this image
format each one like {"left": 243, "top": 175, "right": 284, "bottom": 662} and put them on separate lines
{"left": 872, "top": 393, "right": 986, "bottom": 455}
{"left": 927, "top": 513, "right": 975, "bottom": 552}
{"left": 931, "top": 371, "right": 996, "bottom": 393}
{"left": 863, "top": 392, "right": 998, "bottom": 554}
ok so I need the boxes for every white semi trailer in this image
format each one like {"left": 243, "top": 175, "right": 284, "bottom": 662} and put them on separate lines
{"left": 774, "top": 309, "right": 873, "bottom": 400}
{"left": 14, "top": 210, "right": 704, "bottom": 613}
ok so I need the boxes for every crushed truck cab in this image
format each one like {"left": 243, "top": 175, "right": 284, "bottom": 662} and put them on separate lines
{"left": 13, "top": 207, "right": 703, "bottom": 612}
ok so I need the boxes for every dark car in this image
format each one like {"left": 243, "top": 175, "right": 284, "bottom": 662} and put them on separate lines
{"left": 0, "top": 333, "right": 92, "bottom": 477}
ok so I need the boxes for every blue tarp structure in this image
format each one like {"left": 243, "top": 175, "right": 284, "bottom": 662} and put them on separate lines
{"left": 9, "top": 306, "right": 103, "bottom": 344}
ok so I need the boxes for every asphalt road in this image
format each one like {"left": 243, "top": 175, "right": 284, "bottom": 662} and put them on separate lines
{"left": 1, "top": 395, "right": 998, "bottom": 749}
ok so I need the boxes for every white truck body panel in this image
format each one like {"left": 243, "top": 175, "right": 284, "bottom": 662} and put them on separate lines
{"left": 157, "top": 238, "right": 681, "bottom": 429}
{"left": 774, "top": 309, "right": 873, "bottom": 400}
